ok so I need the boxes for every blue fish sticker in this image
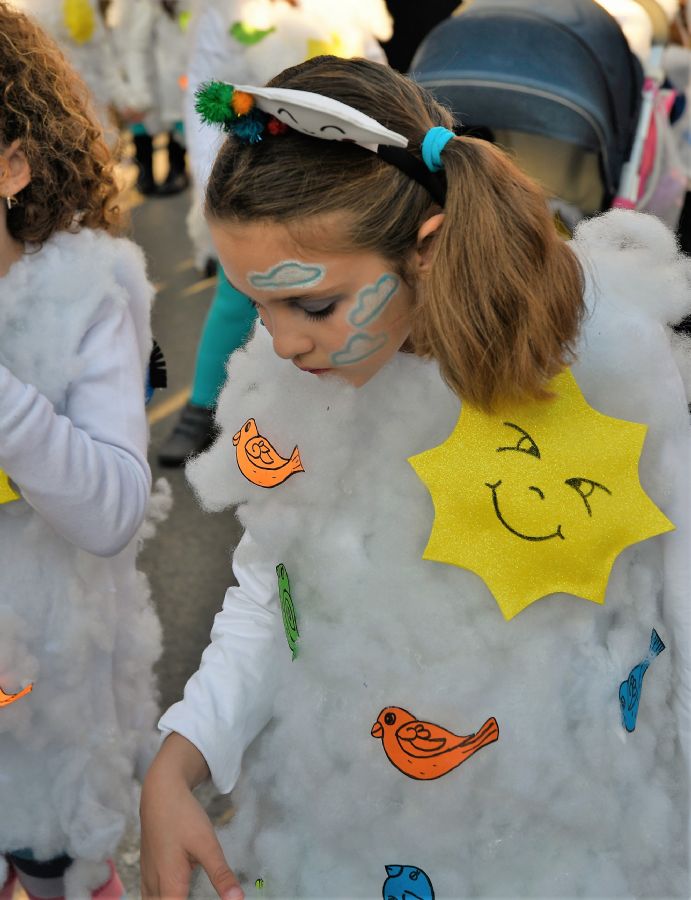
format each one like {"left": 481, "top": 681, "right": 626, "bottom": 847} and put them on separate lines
{"left": 619, "top": 629, "right": 665, "bottom": 732}
{"left": 383, "top": 865, "right": 435, "bottom": 900}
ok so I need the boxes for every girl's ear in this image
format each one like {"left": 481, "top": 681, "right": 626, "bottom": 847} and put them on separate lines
{"left": 0, "top": 140, "right": 31, "bottom": 198}
{"left": 414, "top": 213, "right": 445, "bottom": 273}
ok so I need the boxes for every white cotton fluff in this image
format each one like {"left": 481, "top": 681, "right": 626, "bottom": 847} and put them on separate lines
{"left": 0, "top": 230, "right": 163, "bottom": 865}
{"left": 188, "top": 211, "right": 690, "bottom": 898}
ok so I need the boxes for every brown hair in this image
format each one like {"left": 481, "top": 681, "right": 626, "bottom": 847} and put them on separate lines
{"left": 206, "top": 57, "right": 585, "bottom": 410}
{"left": 0, "top": 0, "right": 122, "bottom": 244}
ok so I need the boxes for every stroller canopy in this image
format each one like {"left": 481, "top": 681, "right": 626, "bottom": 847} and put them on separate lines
{"left": 410, "top": 0, "right": 643, "bottom": 198}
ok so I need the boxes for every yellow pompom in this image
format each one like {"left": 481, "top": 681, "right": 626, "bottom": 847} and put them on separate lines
{"left": 231, "top": 91, "right": 255, "bottom": 116}
{"left": 63, "top": 0, "right": 96, "bottom": 44}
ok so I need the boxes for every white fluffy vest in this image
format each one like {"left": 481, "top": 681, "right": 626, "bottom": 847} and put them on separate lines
{"left": 0, "top": 230, "right": 160, "bottom": 866}
{"left": 189, "top": 212, "right": 691, "bottom": 898}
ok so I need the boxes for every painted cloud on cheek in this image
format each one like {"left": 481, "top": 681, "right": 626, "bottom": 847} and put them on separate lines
{"left": 349, "top": 274, "right": 399, "bottom": 327}
{"left": 248, "top": 261, "right": 325, "bottom": 290}
{"left": 331, "top": 333, "right": 388, "bottom": 366}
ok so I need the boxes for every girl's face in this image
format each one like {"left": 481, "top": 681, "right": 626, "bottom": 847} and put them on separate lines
{"left": 209, "top": 216, "right": 415, "bottom": 387}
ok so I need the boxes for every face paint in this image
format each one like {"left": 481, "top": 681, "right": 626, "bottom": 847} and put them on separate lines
{"left": 331, "top": 332, "right": 388, "bottom": 367}
{"left": 210, "top": 218, "right": 414, "bottom": 388}
{"left": 328, "top": 273, "right": 398, "bottom": 367}
{"left": 248, "top": 260, "right": 325, "bottom": 291}
{"left": 348, "top": 274, "right": 400, "bottom": 328}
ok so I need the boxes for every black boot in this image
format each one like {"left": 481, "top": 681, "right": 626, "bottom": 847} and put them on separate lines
{"left": 157, "top": 402, "right": 217, "bottom": 467}
{"left": 133, "top": 132, "right": 156, "bottom": 195}
{"left": 157, "top": 133, "right": 189, "bottom": 196}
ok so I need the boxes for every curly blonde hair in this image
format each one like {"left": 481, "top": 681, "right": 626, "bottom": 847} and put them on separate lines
{"left": 0, "top": 0, "right": 122, "bottom": 243}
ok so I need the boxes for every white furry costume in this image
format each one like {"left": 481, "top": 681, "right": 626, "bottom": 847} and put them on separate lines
{"left": 0, "top": 230, "right": 163, "bottom": 893}
{"left": 107, "top": 0, "right": 192, "bottom": 133}
{"left": 171, "top": 211, "right": 691, "bottom": 898}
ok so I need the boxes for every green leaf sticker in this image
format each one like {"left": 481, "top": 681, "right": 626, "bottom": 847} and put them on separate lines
{"left": 230, "top": 21, "right": 276, "bottom": 46}
{"left": 178, "top": 10, "right": 191, "bottom": 32}
{"left": 276, "top": 563, "right": 299, "bottom": 660}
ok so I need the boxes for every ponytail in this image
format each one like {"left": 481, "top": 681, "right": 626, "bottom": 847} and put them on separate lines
{"left": 412, "top": 136, "right": 585, "bottom": 411}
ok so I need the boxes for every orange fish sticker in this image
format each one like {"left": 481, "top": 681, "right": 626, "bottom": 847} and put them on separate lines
{"left": 371, "top": 706, "right": 499, "bottom": 780}
{"left": 233, "top": 418, "right": 304, "bottom": 488}
{"left": 0, "top": 683, "right": 33, "bottom": 707}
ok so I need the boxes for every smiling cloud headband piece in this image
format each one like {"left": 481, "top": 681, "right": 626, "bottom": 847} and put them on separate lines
{"left": 195, "top": 81, "right": 449, "bottom": 206}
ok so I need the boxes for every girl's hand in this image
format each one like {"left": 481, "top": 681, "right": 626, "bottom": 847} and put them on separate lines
{"left": 140, "top": 733, "right": 244, "bottom": 900}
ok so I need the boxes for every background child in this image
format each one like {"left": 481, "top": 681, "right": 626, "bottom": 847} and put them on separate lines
{"left": 108, "top": 0, "right": 191, "bottom": 196}
{"left": 0, "top": 4, "right": 164, "bottom": 898}
{"left": 157, "top": 0, "right": 394, "bottom": 466}
{"left": 9, "top": 0, "right": 130, "bottom": 147}
{"left": 141, "top": 57, "right": 690, "bottom": 899}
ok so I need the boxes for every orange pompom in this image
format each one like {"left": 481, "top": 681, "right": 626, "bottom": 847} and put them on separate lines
{"left": 231, "top": 91, "right": 255, "bottom": 116}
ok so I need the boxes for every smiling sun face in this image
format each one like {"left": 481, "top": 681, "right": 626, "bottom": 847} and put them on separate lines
{"left": 408, "top": 370, "right": 674, "bottom": 620}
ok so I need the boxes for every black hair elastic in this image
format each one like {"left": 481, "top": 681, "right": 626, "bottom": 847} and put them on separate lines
{"left": 376, "top": 145, "right": 447, "bottom": 207}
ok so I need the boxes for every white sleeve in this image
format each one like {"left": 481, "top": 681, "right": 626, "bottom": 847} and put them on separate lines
{"left": 0, "top": 294, "right": 151, "bottom": 557}
{"left": 159, "top": 531, "right": 283, "bottom": 794}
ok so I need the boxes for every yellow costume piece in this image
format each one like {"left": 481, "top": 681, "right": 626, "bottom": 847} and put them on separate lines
{"left": 63, "top": 0, "right": 95, "bottom": 44}
{"left": 409, "top": 369, "right": 674, "bottom": 620}
{"left": 0, "top": 469, "right": 19, "bottom": 505}
{"left": 307, "top": 35, "right": 348, "bottom": 59}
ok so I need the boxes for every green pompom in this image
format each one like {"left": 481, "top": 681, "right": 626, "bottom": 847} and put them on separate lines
{"left": 195, "top": 81, "right": 236, "bottom": 126}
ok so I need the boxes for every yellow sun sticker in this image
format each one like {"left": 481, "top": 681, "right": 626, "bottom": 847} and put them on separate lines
{"left": 409, "top": 369, "right": 674, "bottom": 620}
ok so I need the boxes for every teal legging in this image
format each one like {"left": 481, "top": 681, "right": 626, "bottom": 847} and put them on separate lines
{"left": 190, "top": 268, "right": 258, "bottom": 408}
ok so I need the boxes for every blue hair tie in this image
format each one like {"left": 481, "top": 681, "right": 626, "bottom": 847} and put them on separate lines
{"left": 421, "top": 126, "right": 455, "bottom": 173}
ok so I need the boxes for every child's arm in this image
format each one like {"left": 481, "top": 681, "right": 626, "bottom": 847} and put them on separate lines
{"left": 142, "top": 532, "right": 281, "bottom": 898}
{"left": 140, "top": 732, "right": 243, "bottom": 900}
{"left": 0, "top": 292, "right": 151, "bottom": 555}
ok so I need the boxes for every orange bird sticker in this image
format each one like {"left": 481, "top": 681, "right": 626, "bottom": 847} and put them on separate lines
{"left": 233, "top": 418, "right": 304, "bottom": 488}
{"left": 0, "top": 683, "right": 33, "bottom": 707}
{"left": 371, "top": 706, "right": 499, "bottom": 780}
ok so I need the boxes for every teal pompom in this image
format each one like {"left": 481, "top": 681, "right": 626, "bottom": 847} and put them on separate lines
{"left": 195, "top": 81, "right": 236, "bottom": 126}
{"left": 230, "top": 109, "right": 267, "bottom": 144}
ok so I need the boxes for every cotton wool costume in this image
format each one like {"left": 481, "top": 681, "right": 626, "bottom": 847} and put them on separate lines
{"left": 0, "top": 230, "right": 165, "bottom": 897}
{"left": 161, "top": 210, "right": 691, "bottom": 898}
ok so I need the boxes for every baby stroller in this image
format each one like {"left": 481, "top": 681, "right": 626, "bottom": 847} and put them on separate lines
{"left": 410, "top": 0, "right": 687, "bottom": 231}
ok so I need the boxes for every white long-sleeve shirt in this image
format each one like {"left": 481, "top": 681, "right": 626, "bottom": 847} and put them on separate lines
{"left": 159, "top": 530, "right": 281, "bottom": 792}
{"left": 0, "top": 292, "right": 151, "bottom": 557}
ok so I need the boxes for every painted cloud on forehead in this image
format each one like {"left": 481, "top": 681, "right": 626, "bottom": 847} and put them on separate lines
{"left": 247, "top": 261, "right": 325, "bottom": 291}
{"left": 187, "top": 211, "right": 691, "bottom": 898}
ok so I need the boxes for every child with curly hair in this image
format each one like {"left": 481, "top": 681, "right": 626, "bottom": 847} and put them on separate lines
{"left": 0, "top": 4, "right": 163, "bottom": 898}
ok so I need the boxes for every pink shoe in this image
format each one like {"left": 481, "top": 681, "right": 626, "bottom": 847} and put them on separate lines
{"left": 0, "top": 868, "right": 16, "bottom": 900}
{"left": 92, "top": 861, "right": 124, "bottom": 900}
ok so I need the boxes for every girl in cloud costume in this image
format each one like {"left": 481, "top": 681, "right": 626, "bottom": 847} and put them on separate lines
{"left": 0, "top": 6, "right": 165, "bottom": 898}
{"left": 142, "top": 58, "right": 691, "bottom": 898}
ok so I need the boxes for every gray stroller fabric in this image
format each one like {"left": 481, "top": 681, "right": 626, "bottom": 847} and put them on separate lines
{"left": 410, "top": 0, "right": 643, "bottom": 201}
